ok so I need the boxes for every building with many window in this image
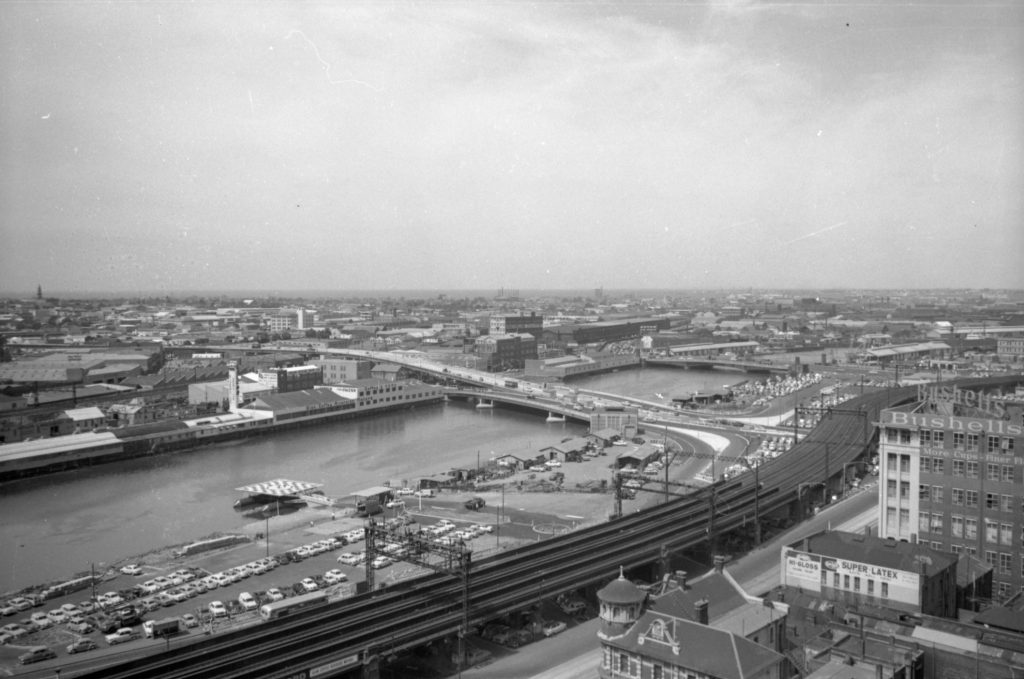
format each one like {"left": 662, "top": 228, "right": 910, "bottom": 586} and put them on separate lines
{"left": 256, "top": 365, "right": 323, "bottom": 393}
{"left": 877, "top": 380, "right": 1024, "bottom": 603}
{"left": 311, "top": 357, "right": 372, "bottom": 385}
{"left": 489, "top": 312, "right": 544, "bottom": 338}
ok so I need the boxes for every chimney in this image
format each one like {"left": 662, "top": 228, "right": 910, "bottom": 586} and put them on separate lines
{"left": 227, "top": 361, "right": 239, "bottom": 412}
{"left": 863, "top": 525, "right": 872, "bottom": 537}
{"left": 695, "top": 599, "right": 709, "bottom": 625}
{"left": 713, "top": 555, "right": 726, "bottom": 573}
{"left": 675, "top": 570, "right": 688, "bottom": 590}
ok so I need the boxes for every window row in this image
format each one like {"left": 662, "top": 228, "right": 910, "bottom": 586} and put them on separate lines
{"left": 824, "top": 571, "right": 890, "bottom": 598}
{"left": 945, "top": 515, "right": 1017, "bottom": 546}
{"left": 949, "top": 488, "right": 1017, "bottom": 513}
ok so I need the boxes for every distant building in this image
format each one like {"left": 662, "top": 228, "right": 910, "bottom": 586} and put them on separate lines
{"left": 312, "top": 357, "right": 372, "bottom": 384}
{"left": 268, "top": 309, "right": 315, "bottom": 333}
{"left": 476, "top": 334, "right": 534, "bottom": 371}
{"left": 256, "top": 365, "right": 323, "bottom": 393}
{"left": 489, "top": 312, "right": 544, "bottom": 338}
{"left": 591, "top": 405, "right": 640, "bottom": 439}
{"left": 997, "top": 336, "right": 1024, "bottom": 362}
{"left": 60, "top": 406, "right": 106, "bottom": 432}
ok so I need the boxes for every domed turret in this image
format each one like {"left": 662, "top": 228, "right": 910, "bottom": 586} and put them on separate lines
{"left": 597, "top": 567, "right": 646, "bottom": 640}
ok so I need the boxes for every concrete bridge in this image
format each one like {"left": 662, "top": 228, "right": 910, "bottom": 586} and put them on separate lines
{"left": 645, "top": 356, "right": 791, "bottom": 375}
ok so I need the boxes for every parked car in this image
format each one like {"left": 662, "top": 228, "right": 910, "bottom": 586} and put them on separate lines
{"left": 1, "top": 623, "right": 29, "bottom": 639}
{"left": 384, "top": 499, "right": 405, "bottom": 509}
{"left": 180, "top": 613, "right": 199, "bottom": 628}
{"left": 237, "top": 592, "right": 258, "bottom": 611}
{"left": 0, "top": 602, "right": 17, "bottom": 617}
{"left": 46, "top": 609, "right": 68, "bottom": 624}
{"left": 300, "top": 578, "right": 319, "bottom": 593}
{"left": 208, "top": 601, "right": 227, "bottom": 618}
{"left": 29, "top": 612, "right": 53, "bottom": 629}
{"left": 67, "top": 621, "right": 94, "bottom": 635}
{"left": 264, "top": 588, "right": 285, "bottom": 602}
{"left": 167, "top": 588, "right": 190, "bottom": 603}
{"left": 18, "top": 646, "right": 57, "bottom": 665}
{"left": 542, "top": 620, "right": 567, "bottom": 637}
{"left": 371, "top": 556, "right": 391, "bottom": 570}
{"left": 67, "top": 638, "right": 98, "bottom": 654}
{"left": 105, "top": 627, "right": 137, "bottom": 645}
{"left": 120, "top": 564, "right": 143, "bottom": 576}
{"left": 324, "top": 569, "right": 348, "bottom": 585}
{"left": 337, "top": 552, "right": 360, "bottom": 566}
{"left": 345, "top": 528, "right": 365, "bottom": 542}
{"left": 8, "top": 598, "right": 33, "bottom": 612}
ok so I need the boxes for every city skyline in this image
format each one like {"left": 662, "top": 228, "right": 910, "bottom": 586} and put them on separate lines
{"left": 2, "top": 2, "right": 1022, "bottom": 294}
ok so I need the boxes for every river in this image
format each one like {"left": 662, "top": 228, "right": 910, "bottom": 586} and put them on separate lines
{"left": 0, "top": 366, "right": 755, "bottom": 593}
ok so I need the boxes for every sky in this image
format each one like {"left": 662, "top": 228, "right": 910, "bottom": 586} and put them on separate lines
{"left": 1, "top": 1, "right": 1022, "bottom": 295}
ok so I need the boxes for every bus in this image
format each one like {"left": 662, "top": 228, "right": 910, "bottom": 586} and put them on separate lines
{"left": 259, "top": 591, "right": 329, "bottom": 621}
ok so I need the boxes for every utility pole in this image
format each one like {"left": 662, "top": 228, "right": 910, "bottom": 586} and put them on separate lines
{"left": 823, "top": 442, "right": 830, "bottom": 507}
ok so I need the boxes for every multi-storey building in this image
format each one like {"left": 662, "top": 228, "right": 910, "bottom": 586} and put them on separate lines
{"left": 268, "top": 309, "right": 315, "bottom": 333}
{"left": 997, "top": 336, "right": 1024, "bottom": 362}
{"left": 256, "top": 365, "right": 323, "bottom": 393}
{"left": 489, "top": 312, "right": 544, "bottom": 338}
{"left": 475, "top": 333, "right": 536, "bottom": 371}
{"left": 877, "top": 381, "right": 1024, "bottom": 603}
{"left": 311, "top": 357, "right": 371, "bottom": 385}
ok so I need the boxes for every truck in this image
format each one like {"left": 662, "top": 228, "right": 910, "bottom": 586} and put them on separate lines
{"left": 143, "top": 617, "right": 180, "bottom": 639}
{"left": 355, "top": 497, "right": 382, "bottom": 517}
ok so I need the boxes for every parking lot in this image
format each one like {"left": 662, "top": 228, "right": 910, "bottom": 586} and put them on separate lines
{"left": 0, "top": 508, "right": 511, "bottom": 672}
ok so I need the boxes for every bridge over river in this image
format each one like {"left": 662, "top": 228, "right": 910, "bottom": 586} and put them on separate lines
{"left": 645, "top": 356, "right": 791, "bottom": 375}
{"left": 72, "top": 375, "right": 1023, "bottom": 679}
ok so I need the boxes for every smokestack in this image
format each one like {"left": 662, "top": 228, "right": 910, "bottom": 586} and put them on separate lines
{"left": 695, "top": 599, "right": 709, "bottom": 625}
{"left": 227, "top": 361, "right": 239, "bottom": 412}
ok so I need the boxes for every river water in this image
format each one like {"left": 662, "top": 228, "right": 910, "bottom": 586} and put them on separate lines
{"left": 0, "top": 366, "right": 752, "bottom": 593}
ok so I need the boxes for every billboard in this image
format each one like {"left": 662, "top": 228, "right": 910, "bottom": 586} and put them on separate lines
{"left": 783, "top": 549, "right": 822, "bottom": 589}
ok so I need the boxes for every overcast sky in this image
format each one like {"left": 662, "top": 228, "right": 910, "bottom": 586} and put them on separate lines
{"left": 1, "top": 1, "right": 1021, "bottom": 295}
